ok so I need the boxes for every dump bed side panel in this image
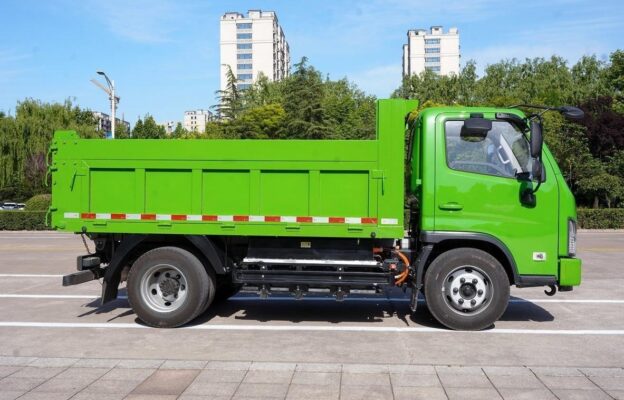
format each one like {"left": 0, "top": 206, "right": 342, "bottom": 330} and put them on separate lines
{"left": 50, "top": 100, "right": 416, "bottom": 239}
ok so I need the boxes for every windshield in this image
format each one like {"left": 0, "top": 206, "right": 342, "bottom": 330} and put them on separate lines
{"left": 445, "top": 120, "right": 531, "bottom": 178}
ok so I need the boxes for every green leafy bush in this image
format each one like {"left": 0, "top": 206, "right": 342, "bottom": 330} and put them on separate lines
{"left": 0, "top": 211, "right": 48, "bottom": 230}
{"left": 25, "top": 193, "right": 51, "bottom": 210}
{"left": 577, "top": 208, "right": 624, "bottom": 229}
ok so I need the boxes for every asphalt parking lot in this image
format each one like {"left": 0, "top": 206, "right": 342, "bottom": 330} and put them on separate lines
{"left": 0, "top": 231, "right": 622, "bottom": 399}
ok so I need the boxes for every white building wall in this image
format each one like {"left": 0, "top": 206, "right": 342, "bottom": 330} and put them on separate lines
{"left": 220, "top": 10, "right": 290, "bottom": 95}
{"left": 183, "top": 110, "right": 213, "bottom": 133}
{"left": 403, "top": 26, "right": 460, "bottom": 77}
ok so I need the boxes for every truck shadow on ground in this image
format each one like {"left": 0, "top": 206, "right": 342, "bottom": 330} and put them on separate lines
{"left": 77, "top": 290, "right": 554, "bottom": 328}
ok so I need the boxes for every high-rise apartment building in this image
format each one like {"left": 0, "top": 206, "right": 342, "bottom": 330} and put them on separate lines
{"left": 403, "top": 26, "right": 460, "bottom": 77}
{"left": 183, "top": 110, "right": 213, "bottom": 133}
{"left": 220, "top": 10, "right": 290, "bottom": 92}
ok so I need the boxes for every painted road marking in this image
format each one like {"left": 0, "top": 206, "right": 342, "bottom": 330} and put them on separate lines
{"left": 0, "top": 293, "right": 623, "bottom": 304}
{"left": 0, "top": 274, "right": 64, "bottom": 278}
{"left": 0, "top": 321, "right": 622, "bottom": 335}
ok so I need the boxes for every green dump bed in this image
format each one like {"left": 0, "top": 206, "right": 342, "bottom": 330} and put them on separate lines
{"left": 49, "top": 100, "right": 417, "bottom": 239}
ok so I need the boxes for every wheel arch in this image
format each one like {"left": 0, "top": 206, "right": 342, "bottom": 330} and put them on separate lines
{"left": 416, "top": 231, "right": 518, "bottom": 287}
{"left": 101, "top": 234, "right": 228, "bottom": 304}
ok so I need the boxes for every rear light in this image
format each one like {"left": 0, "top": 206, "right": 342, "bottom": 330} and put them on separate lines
{"left": 568, "top": 219, "right": 577, "bottom": 256}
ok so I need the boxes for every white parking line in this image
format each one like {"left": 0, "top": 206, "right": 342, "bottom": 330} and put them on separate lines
{"left": 0, "top": 274, "right": 63, "bottom": 278}
{"left": 0, "top": 293, "right": 623, "bottom": 305}
{"left": 0, "top": 321, "right": 622, "bottom": 335}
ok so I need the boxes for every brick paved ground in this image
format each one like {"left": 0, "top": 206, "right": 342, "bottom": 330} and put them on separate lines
{"left": 0, "top": 356, "right": 622, "bottom": 400}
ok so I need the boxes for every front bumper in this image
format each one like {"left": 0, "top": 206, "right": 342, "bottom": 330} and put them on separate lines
{"left": 559, "top": 257, "right": 582, "bottom": 286}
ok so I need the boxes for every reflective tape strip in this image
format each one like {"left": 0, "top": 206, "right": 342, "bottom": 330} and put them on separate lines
{"left": 61, "top": 213, "right": 390, "bottom": 225}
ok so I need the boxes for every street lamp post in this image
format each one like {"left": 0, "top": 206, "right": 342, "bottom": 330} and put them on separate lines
{"left": 90, "top": 71, "right": 119, "bottom": 139}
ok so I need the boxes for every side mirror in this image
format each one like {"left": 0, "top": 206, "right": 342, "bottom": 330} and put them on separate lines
{"left": 532, "top": 158, "right": 543, "bottom": 181}
{"left": 530, "top": 120, "right": 543, "bottom": 158}
{"left": 559, "top": 106, "right": 584, "bottom": 121}
{"left": 461, "top": 118, "right": 492, "bottom": 141}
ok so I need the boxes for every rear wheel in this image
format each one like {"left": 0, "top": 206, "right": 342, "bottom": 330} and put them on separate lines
{"left": 127, "top": 246, "right": 215, "bottom": 328}
{"left": 424, "top": 247, "right": 509, "bottom": 330}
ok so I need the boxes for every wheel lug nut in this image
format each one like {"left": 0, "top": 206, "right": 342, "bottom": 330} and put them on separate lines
{"left": 477, "top": 289, "right": 483, "bottom": 296}
{"left": 453, "top": 288, "right": 459, "bottom": 294}
{"left": 472, "top": 279, "right": 478, "bottom": 284}
{"left": 458, "top": 298, "right": 464, "bottom": 304}
{"left": 460, "top": 278, "right": 465, "bottom": 283}
{"left": 471, "top": 299, "right": 476, "bottom": 306}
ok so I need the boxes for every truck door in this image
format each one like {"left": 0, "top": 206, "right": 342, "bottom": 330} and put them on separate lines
{"left": 433, "top": 113, "right": 559, "bottom": 278}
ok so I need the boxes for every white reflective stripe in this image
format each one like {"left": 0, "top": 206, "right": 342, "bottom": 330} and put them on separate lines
{"left": 313, "top": 217, "right": 329, "bottom": 223}
{"left": 381, "top": 218, "right": 398, "bottom": 225}
{"left": 95, "top": 213, "right": 111, "bottom": 220}
{"left": 187, "top": 215, "right": 201, "bottom": 221}
{"left": 345, "top": 217, "right": 361, "bottom": 224}
{"left": 281, "top": 216, "right": 296, "bottom": 223}
{"left": 156, "top": 214, "right": 171, "bottom": 221}
{"left": 249, "top": 215, "right": 264, "bottom": 222}
{"left": 218, "top": 215, "right": 234, "bottom": 222}
{"left": 63, "top": 213, "right": 79, "bottom": 219}
{"left": 0, "top": 321, "right": 622, "bottom": 335}
{"left": 126, "top": 214, "right": 141, "bottom": 220}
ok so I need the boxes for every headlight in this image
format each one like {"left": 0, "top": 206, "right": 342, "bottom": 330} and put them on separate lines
{"left": 568, "top": 219, "right": 577, "bottom": 256}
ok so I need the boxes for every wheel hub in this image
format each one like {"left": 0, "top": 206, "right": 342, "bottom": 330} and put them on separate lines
{"left": 443, "top": 266, "right": 490, "bottom": 314}
{"left": 140, "top": 264, "right": 188, "bottom": 313}
{"left": 159, "top": 277, "right": 180, "bottom": 297}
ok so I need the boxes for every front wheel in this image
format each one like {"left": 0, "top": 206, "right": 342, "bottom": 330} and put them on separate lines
{"left": 127, "top": 246, "right": 215, "bottom": 328}
{"left": 424, "top": 248, "right": 510, "bottom": 330}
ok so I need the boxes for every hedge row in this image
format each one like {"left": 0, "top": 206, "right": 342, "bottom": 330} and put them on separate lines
{"left": 0, "top": 211, "right": 48, "bottom": 230}
{"left": 577, "top": 208, "right": 624, "bottom": 229}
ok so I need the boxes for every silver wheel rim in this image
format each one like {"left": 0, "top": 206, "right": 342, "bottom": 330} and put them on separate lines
{"left": 139, "top": 264, "right": 188, "bottom": 313}
{"left": 442, "top": 266, "right": 491, "bottom": 315}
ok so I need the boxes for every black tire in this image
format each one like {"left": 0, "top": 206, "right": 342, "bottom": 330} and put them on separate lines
{"left": 424, "top": 247, "right": 509, "bottom": 331}
{"left": 127, "top": 246, "right": 215, "bottom": 328}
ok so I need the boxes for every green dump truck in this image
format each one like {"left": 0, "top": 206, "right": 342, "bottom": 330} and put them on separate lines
{"left": 51, "top": 99, "right": 582, "bottom": 330}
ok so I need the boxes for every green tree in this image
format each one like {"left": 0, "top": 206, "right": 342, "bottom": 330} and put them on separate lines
{"left": 279, "top": 57, "right": 330, "bottom": 139}
{"left": 132, "top": 115, "right": 165, "bottom": 139}
{"left": 215, "top": 65, "right": 243, "bottom": 120}
{"left": 172, "top": 122, "right": 186, "bottom": 137}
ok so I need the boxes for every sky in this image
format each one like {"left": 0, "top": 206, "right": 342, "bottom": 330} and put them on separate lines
{"left": 1, "top": 0, "right": 623, "bottom": 124}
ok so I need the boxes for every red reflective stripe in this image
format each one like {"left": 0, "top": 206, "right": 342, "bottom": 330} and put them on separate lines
{"left": 296, "top": 216, "right": 313, "bottom": 223}
{"left": 202, "top": 215, "right": 218, "bottom": 221}
{"left": 141, "top": 214, "right": 156, "bottom": 220}
{"left": 233, "top": 215, "right": 249, "bottom": 222}
{"left": 361, "top": 218, "right": 377, "bottom": 224}
{"left": 111, "top": 213, "right": 126, "bottom": 220}
{"left": 329, "top": 217, "right": 345, "bottom": 224}
{"left": 81, "top": 213, "right": 95, "bottom": 219}
{"left": 265, "top": 216, "right": 280, "bottom": 222}
{"left": 171, "top": 215, "right": 186, "bottom": 221}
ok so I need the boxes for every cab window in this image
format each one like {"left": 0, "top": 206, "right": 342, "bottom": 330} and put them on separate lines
{"left": 445, "top": 120, "right": 531, "bottom": 178}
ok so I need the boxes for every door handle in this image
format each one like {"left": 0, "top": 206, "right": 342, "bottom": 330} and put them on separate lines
{"left": 439, "top": 202, "right": 463, "bottom": 211}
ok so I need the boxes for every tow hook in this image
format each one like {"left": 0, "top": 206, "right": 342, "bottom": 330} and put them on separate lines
{"left": 544, "top": 284, "right": 557, "bottom": 296}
